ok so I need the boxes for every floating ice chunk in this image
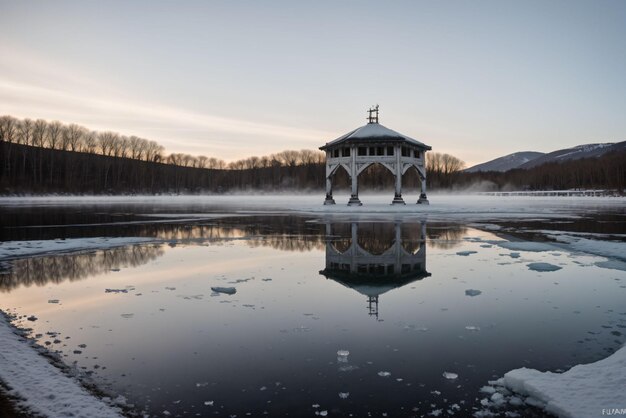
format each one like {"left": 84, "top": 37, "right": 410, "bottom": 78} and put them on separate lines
{"left": 259, "top": 386, "right": 267, "bottom": 391}
{"left": 338, "top": 392, "right": 349, "bottom": 399}
{"left": 508, "top": 396, "right": 523, "bottom": 406}
{"left": 338, "top": 365, "right": 359, "bottom": 372}
{"left": 490, "top": 392, "right": 505, "bottom": 405}
{"left": 378, "top": 371, "right": 391, "bottom": 377}
{"left": 429, "top": 409, "right": 442, "bottom": 416}
{"left": 211, "top": 287, "right": 237, "bottom": 295}
{"left": 465, "top": 289, "right": 482, "bottom": 297}
{"left": 319, "top": 410, "right": 328, "bottom": 416}
{"left": 165, "top": 287, "right": 176, "bottom": 291}
{"left": 480, "top": 386, "right": 496, "bottom": 394}
{"left": 105, "top": 289, "right": 128, "bottom": 294}
{"left": 196, "top": 382, "right": 208, "bottom": 387}
{"left": 595, "top": 259, "right": 626, "bottom": 271}
{"left": 456, "top": 251, "right": 478, "bottom": 256}
{"left": 498, "top": 241, "right": 555, "bottom": 252}
{"left": 48, "top": 299, "right": 60, "bottom": 304}
{"left": 337, "top": 350, "right": 349, "bottom": 357}
{"left": 527, "top": 262, "right": 562, "bottom": 272}
{"left": 443, "top": 372, "right": 458, "bottom": 380}
{"left": 312, "top": 404, "right": 320, "bottom": 408}
{"left": 509, "top": 252, "right": 521, "bottom": 259}
{"left": 204, "top": 401, "right": 214, "bottom": 406}
{"left": 465, "top": 326, "right": 481, "bottom": 332}
{"left": 120, "top": 313, "right": 134, "bottom": 319}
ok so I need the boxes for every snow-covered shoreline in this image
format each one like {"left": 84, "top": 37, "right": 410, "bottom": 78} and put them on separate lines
{"left": 0, "top": 312, "right": 125, "bottom": 418}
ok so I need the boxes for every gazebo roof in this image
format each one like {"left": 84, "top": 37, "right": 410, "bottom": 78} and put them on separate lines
{"left": 320, "top": 122, "right": 432, "bottom": 151}
{"left": 319, "top": 269, "right": 431, "bottom": 297}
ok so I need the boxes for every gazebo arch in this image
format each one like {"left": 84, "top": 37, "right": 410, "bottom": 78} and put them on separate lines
{"left": 319, "top": 106, "right": 432, "bottom": 206}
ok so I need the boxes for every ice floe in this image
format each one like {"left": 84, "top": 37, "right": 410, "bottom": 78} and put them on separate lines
{"left": 211, "top": 286, "right": 237, "bottom": 295}
{"left": 442, "top": 372, "right": 458, "bottom": 380}
{"left": 465, "top": 289, "right": 482, "bottom": 297}
{"left": 527, "top": 262, "right": 562, "bottom": 272}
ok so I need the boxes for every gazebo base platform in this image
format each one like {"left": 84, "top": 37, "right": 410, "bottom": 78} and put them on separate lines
{"left": 323, "top": 197, "right": 336, "bottom": 205}
{"left": 347, "top": 196, "right": 363, "bottom": 206}
{"left": 391, "top": 196, "right": 406, "bottom": 205}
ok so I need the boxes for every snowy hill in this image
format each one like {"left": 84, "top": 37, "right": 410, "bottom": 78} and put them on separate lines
{"left": 519, "top": 141, "right": 626, "bottom": 169}
{"left": 464, "top": 152, "right": 544, "bottom": 173}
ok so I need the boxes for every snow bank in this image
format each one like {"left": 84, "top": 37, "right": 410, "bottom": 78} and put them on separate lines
{"left": 0, "top": 313, "right": 123, "bottom": 418}
{"left": 501, "top": 345, "right": 626, "bottom": 418}
{"left": 0, "top": 237, "right": 155, "bottom": 260}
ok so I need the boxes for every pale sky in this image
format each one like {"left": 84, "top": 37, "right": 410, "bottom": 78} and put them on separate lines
{"left": 1, "top": 0, "right": 625, "bottom": 166}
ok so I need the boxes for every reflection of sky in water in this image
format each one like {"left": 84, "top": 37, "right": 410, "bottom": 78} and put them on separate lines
{"left": 2, "top": 221, "right": 625, "bottom": 417}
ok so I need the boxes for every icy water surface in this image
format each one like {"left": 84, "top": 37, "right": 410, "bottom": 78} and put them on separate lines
{"left": 1, "top": 201, "right": 625, "bottom": 417}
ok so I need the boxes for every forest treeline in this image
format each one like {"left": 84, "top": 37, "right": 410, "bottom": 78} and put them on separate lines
{"left": 0, "top": 115, "right": 623, "bottom": 194}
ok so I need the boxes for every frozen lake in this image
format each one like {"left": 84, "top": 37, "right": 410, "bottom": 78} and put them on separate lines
{"left": 0, "top": 195, "right": 625, "bottom": 417}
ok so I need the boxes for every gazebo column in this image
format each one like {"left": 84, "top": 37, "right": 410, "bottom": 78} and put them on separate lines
{"left": 347, "top": 146, "right": 362, "bottom": 206}
{"left": 324, "top": 176, "right": 335, "bottom": 205}
{"left": 392, "top": 145, "right": 405, "bottom": 205}
{"left": 417, "top": 174, "right": 429, "bottom": 205}
{"left": 323, "top": 156, "right": 335, "bottom": 205}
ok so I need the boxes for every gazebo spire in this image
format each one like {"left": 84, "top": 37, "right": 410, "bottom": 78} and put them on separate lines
{"left": 367, "top": 105, "right": 379, "bottom": 124}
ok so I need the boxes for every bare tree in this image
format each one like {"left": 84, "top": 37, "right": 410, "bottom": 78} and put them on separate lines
{"left": 32, "top": 119, "right": 48, "bottom": 147}
{"left": 47, "top": 121, "right": 63, "bottom": 150}
{"left": 65, "top": 124, "right": 86, "bottom": 151}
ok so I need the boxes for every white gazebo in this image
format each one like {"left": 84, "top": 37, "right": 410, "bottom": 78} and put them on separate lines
{"left": 319, "top": 106, "right": 432, "bottom": 206}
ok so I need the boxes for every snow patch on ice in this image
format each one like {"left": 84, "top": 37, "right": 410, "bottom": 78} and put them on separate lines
{"left": 0, "top": 313, "right": 123, "bottom": 417}
{"left": 484, "top": 345, "right": 626, "bottom": 418}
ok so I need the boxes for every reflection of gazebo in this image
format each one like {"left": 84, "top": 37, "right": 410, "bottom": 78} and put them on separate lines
{"left": 319, "top": 106, "right": 432, "bottom": 206}
{"left": 319, "top": 222, "right": 430, "bottom": 318}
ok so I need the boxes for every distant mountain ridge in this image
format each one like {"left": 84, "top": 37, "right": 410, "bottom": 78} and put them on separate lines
{"left": 518, "top": 141, "right": 626, "bottom": 169}
{"left": 464, "top": 151, "right": 544, "bottom": 173}
{"left": 466, "top": 141, "right": 626, "bottom": 173}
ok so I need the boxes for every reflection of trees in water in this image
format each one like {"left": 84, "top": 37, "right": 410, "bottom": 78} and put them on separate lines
{"left": 246, "top": 236, "right": 325, "bottom": 252}
{"left": 426, "top": 224, "right": 468, "bottom": 249}
{"left": 0, "top": 244, "right": 164, "bottom": 292}
{"left": 0, "top": 220, "right": 469, "bottom": 292}
{"left": 152, "top": 221, "right": 327, "bottom": 252}
{"left": 356, "top": 223, "right": 397, "bottom": 255}
{"left": 331, "top": 223, "right": 428, "bottom": 255}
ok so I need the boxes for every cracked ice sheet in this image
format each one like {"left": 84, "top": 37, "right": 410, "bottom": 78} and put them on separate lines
{"left": 502, "top": 345, "right": 626, "bottom": 418}
{"left": 0, "top": 314, "right": 123, "bottom": 418}
{"left": 0, "top": 237, "right": 156, "bottom": 260}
